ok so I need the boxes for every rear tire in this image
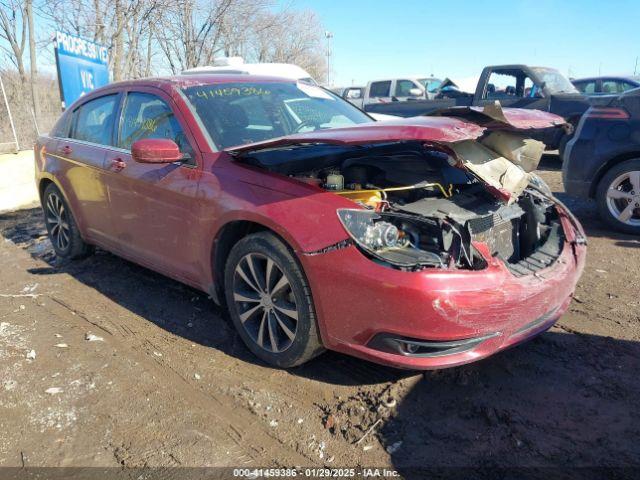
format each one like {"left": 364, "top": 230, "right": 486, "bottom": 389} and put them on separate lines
{"left": 42, "top": 183, "right": 93, "bottom": 259}
{"left": 224, "top": 232, "right": 324, "bottom": 368}
{"left": 595, "top": 159, "right": 640, "bottom": 234}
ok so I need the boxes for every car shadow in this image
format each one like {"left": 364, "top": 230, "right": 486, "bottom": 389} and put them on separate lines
{"left": 2, "top": 208, "right": 639, "bottom": 472}
{"left": 377, "top": 330, "right": 640, "bottom": 475}
{"left": 0, "top": 207, "right": 410, "bottom": 387}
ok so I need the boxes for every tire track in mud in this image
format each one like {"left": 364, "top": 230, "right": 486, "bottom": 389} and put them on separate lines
{"left": 0, "top": 233, "right": 313, "bottom": 468}
{"left": 45, "top": 292, "right": 312, "bottom": 467}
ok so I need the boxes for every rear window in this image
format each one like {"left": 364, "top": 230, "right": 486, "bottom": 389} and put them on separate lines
{"left": 369, "top": 81, "right": 391, "bottom": 98}
{"left": 71, "top": 94, "right": 118, "bottom": 146}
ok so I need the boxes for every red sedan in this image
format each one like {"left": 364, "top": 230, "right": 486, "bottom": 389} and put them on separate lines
{"left": 35, "top": 75, "right": 586, "bottom": 369}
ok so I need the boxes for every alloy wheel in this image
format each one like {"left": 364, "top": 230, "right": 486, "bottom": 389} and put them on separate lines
{"left": 232, "top": 253, "right": 299, "bottom": 353}
{"left": 606, "top": 170, "right": 640, "bottom": 226}
{"left": 45, "top": 192, "right": 71, "bottom": 251}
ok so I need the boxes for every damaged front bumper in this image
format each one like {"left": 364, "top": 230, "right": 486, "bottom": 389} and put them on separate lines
{"left": 300, "top": 215, "right": 586, "bottom": 370}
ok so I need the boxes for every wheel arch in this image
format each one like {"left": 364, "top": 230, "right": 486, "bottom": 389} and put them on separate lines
{"left": 38, "top": 176, "right": 56, "bottom": 202}
{"left": 209, "top": 220, "right": 302, "bottom": 306}
{"left": 590, "top": 152, "right": 640, "bottom": 198}
{"left": 37, "top": 175, "right": 89, "bottom": 241}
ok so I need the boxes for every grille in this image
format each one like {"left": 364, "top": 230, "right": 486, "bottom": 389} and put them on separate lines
{"left": 468, "top": 214, "right": 520, "bottom": 262}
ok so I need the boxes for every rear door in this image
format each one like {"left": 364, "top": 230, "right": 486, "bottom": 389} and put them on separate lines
{"left": 54, "top": 93, "right": 120, "bottom": 244}
{"left": 102, "top": 87, "right": 203, "bottom": 283}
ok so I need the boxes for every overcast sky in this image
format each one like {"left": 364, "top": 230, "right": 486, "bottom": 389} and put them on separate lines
{"left": 290, "top": 0, "right": 640, "bottom": 88}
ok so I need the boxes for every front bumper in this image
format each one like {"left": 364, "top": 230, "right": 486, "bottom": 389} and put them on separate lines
{"left": 301, "top": 216, "right": 586, "bottom": 370}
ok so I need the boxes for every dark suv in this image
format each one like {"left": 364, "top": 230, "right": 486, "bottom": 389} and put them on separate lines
{"left": 563, "top": 88, "right": 640, "bottom": 234}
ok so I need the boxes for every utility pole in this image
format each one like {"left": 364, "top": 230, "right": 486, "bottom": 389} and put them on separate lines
{"left": 634, "top": 57, "right": 638, "bottom": 76}
{"left": 25, "top": 0, "right": 41, "bottom": 130}
{"left": 325, "top": 31, "right": 333, "bottom": 86}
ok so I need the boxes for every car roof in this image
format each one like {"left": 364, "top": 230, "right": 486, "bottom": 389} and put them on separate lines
{"left": 368, "top": 76, "right": 433, "bottom": 82}
{"left": 181, "top": 63, "right": 314, "bottom": 81}
{"left": 573, "top": 76, "right": 640, "bottom": 84}
{"left": 111, "top": 73, "right": 300, "bottom": 89}
{"left": 62, "top": 74, "right": 302, "bottom": 111}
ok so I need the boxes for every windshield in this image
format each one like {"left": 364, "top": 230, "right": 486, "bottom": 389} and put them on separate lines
{"left": 182, "top": 82, "right": 372, "bottom": 149}
{"left": 530, "top": 67, "right": 578, "bottom": 94}
{"left": 418, "top": 77, "right": 442, "bottom": 93}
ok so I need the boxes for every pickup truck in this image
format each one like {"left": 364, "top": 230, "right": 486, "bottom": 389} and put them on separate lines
{"left": 364, "top": 65, "right": 593, "bottom": 151}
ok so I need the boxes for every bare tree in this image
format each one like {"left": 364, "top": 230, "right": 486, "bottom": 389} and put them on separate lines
{"left": 39, "top": 0, "right": 165, "bottom": 80}
{"left": 248, "top": 9, "right": 326, "bottom": 80}
{"left": 152, "top": 1, "right": 326, "bottom": 78}
{"left": 0, "top": 0, "right": 28, "bottom": 82}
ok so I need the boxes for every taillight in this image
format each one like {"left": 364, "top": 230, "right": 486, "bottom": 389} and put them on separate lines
{"left": 585, "top": 107, "right": 630, "bottom": 119}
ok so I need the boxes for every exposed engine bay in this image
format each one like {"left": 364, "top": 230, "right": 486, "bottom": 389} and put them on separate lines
{"left": 237, "top": 132, "right": 569, "bottom": 275}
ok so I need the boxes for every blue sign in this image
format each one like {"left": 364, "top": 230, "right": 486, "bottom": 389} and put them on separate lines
{"left": 55, "top": 31, "right": 110, "bottom": 108}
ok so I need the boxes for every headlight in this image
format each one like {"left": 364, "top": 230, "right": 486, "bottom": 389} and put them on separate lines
{"left": 337, "top": 209, "right": 446, "bottom": 268}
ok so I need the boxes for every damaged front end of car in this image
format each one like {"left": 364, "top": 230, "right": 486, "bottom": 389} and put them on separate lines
{"left": 227, "top": 104, "right": 585, "bottom": 276}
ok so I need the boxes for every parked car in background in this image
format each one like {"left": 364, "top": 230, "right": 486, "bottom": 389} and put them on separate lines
{"left": 572, "top": 76, "right": 640, "bottom": 96}
{"left": 362, "top": 76, "right": 443, "bottom": 106}
{"left": 35, "top": 74, "right": 585, "bottom": 370}
{"left": 341, "top": 86, "right": 365, "bottom": 109}
{"left": 433, "top": 78, "right": 474, "bottom": 99}
{"left": 563, "top": 87, "right": 640, "bottom": 234}
{"left": 365, "top": 65, "right": 594, "bottom": 150}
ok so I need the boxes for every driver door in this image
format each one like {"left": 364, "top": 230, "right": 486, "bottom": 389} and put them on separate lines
{"left": 102, "top": 88, "right": 203, "bottom": 284}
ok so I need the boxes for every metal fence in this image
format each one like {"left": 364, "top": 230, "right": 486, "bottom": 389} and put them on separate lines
{"left": 0, "top": 70, "right": 62, "bottom": 153}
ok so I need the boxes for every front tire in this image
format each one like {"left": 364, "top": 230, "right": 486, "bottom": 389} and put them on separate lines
{"left": 42, "top": 183, "right": 93, "bottom": 259}
{"left": 595, "top": 159, "right": 640, "bottom": 234}
{"left": 224, "top": 232, "right": 324, "bottom": 368}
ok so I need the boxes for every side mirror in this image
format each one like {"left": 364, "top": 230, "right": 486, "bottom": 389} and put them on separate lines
{"left": 131, "top": 138, "right": 183, "bottom": 164}
{"left": 408, "top": 87, "right": 423, "bottom": 97}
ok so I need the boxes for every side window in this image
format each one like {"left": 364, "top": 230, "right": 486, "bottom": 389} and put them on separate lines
{"left": 369, "top": 81, "right": 391, "bottom": 98}
{"left": 395, "top": 80, "right": 416, "bottom": 97}
{"left": 485, "top": 72, "right": 518, "bottom": 99}
{"left": 574, "top": 81, "right": 596, "bottom": 94}
{"left": 601, "top": 81, "right": 620, "bottom": 94}
{"left": 485, "top": 72, "right": 536, "bottom": 99}
{"left": 71, "top": 94, "right": 117, "bottom": 145}
{"left": 620, "top": 81, "right": 638, "bottom": 92}
{"left": 345, "top": 88, "right": 362, "bottom": 99}
{"left": 51, "top": 111, "right": 72, "bottom": 138}
{"left": 119, "top": 92, "right": 192, "bottom": 158}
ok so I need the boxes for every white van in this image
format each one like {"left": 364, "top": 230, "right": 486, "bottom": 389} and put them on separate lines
{"left": 182, "top": 57, "right": 317, "bottom": 85}
{"left": 363, "top": 76, "right": 442, "bottom": 106}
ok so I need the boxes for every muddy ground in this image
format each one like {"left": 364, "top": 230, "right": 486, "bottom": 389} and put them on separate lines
{"left": 0, "top": 156, "right": 639, "bottom": 478}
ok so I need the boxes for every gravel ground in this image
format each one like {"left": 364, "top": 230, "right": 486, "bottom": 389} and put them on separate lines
{"left": 0, "top": 155, "right": 638, "bottom": 478}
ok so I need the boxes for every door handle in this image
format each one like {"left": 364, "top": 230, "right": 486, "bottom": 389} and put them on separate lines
{"left": 60, "top": 145, "right": 72, "bottom": 155}
{"left": 110, "top": 157, "right": 127, "bottom": 172}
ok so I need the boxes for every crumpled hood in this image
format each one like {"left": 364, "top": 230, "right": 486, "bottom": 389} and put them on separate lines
{"left": 225, "top": 116, "right": 486, "bottom": 154}
{"left": 225, "top": 104, "right": 566, "bottom": 155}
{"left": 227, "top": 104, "right": 566, "bottom": 204}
